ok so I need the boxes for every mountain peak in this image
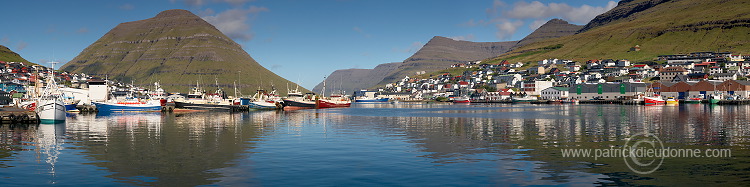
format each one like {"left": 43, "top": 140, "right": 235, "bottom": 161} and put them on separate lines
{"left": 154, "top": 9, "right": 197, "bottom": 18}
{"left": 61, "top": 9, "right": 303, "bottom": 94}
{"left": 514, "top": 18, "right": 582, "bottom": 48}
{"left": 545, "top": 18, "right": 570, "bottom": 25}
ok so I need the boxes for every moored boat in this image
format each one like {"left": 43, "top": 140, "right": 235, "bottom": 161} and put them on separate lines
{"left": 93, "top": 100, "right": 162, "bottom": 112}
{"left": 173, "top": 84, "right": 235, "bottom": 110}
{"left": 512, "top": 96, "right": 537, "bottom": 103}
{"left": 36, "top": 62, "right": 66, "bottom": 123}
{"left": 37, "top": 95, "right": 66, "bottom": 123}
{"left": 452, "top": 97, "right": 471, "bottom": 103}
{"left": 316, "top": 94, "right": 351, "bottom": 108}
{"left": 354, "top": 97, "right": 389, "bottom": 103}
{"left": 685, "top": 97, "right": 702, "bottom": 104}
{"left": 283, "top": 90, "right": 317, "bottom": 110}
{"left": 315, "top": 78, "right": 351, "bottom": 109}
{"left": 644, "top": 96, "right": 665, "bottom": 105}
{"left": 561, "top": 99, "right": 579, "bottom": 104}
{"left": 666, "top": 97, "right": 679, "bottom": 105}
{"left": 709, "top": 95, "right": 721, "bottom": 104}
{"left": 249, "top": 89, "right": 283, "bottom": 110}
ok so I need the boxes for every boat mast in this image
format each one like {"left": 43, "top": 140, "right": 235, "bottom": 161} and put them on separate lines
{"left": 322, "top": 76, "right": 326, "bottom": 98}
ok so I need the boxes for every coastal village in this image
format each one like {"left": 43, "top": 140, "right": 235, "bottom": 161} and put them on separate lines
{"left": 367, "top": 51, "right": 750, "bottom": 103}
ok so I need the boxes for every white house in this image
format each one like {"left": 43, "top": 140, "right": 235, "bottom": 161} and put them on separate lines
{"left": 521, "top": 80, "right": 553, "bottom": 96}
{"left": 616, "top": 60, "right": 631, "bottom": 67}
{"left": 540, "top": 87, "right": 570, "bottom": 100}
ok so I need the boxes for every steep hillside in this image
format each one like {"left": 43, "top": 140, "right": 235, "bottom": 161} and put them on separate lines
{"left": 316, "top": 18, "right": 584, "bottom": 91}
{"left": 376, "top": 36, "right": 517, "bottom": 86}
{"left": 61, "top": 9, "right": 304, "bottom": 95}
{"left": 514, "top": 19, "right": 582, "bottom": 48}
{"left": 491, "top": 0, "right": 750, "bottom": 63}
{"left": 311, "top": 62, "right": 400, "bottom": 95}
{"left": 0, "top": 45, "right": 31, "bottom": 63}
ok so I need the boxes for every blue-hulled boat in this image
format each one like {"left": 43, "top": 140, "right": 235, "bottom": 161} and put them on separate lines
{"left": 354, "top": 97, "right": 389, "bottom": 103}
{"left": 64, "top": 103, "right": 78, "bottom": 112}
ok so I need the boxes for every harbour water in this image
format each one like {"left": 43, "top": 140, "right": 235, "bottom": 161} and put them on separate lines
{"left": 0, "top": 103, "right": 748, "bottom": 186}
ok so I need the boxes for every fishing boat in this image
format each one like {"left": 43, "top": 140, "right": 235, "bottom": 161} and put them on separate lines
{"left": 37, "top": 94, "right": 66, "bottom": 123}
{"left": 36, "top": 62, "right": 67, "bottom": 123}
{"left": 709, "top": 94, "right": 721, "bottom": 104}
{"left": 512, "top": 96, "right": 537, "bottom": 103}
{"left": 174, "top": 87, "right": 234, "bottom": 110}
{"left": 174, "top": 81, "right": 236, "bottom": 110}
{"left": 93, "top": 99, "right": 162, "bottom": 112}
{"left": 685, "top": 97, "right": 702, "bottom": 104}
{"left": 316, "top": 94, "right": 351, "bottom": 108}
{"left": 354, "top": 97, "right": 389, "bottom": 103}
{"left": 248, "top": 89, "right": 282, "bottom": 110}
{"left": 315, "top": 79, "right": 351, "bottom": 108}
{"left": 64, "top": 102, "right": 79, "bottom": 112}
{"left": 452, "top": 97, "right": 471, "bottom": 103}
{"left": 283, "top": 87, "right": 317, "bottom": 109}
{"left": 561, "top": 99, "right": 579, "bottom": 104}
{"left": 643, "top": 96, "right": 665, "bottom": 105}
{"left": 666, "top": 97, "right": 679, "bottom": 105}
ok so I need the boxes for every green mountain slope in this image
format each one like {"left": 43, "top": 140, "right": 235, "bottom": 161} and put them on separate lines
{"left": 490, "top": 0, "right": 750, "bottom": 63}
{"left": 0, "top": 45, "right": 31, "bottom": 63}
{"left": 61, "top": 9, "right": 305, "bottom": 95}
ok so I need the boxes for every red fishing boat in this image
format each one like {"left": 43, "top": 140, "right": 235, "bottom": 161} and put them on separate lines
{"left": 316, "top": 94, "right": 351, "bottom": 108}
{"left": 452, "top": 97, "right": 471, "bottom": 103}
{"left": 643, "top": 95, "right": 665, "bottom": 105}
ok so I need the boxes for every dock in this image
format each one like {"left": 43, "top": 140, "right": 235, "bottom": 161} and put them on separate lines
{"left": 0, "top": 106, "right": 39, "bottom": 124}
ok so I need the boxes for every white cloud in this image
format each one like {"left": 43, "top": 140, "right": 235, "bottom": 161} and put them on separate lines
{"left": 449, "top": 34, "right": 475, "bottom": 41}
{"left": 503, "top": 1, "right": 618, "bottom": 24}
{"left": 468, "top": 1, "right": 618, "bottom": 40}
{"left": 202, "top": 6, "right": 269, "bottom": 41}
{"left": 495, "top": 20, "right": 523, "bottom": 40}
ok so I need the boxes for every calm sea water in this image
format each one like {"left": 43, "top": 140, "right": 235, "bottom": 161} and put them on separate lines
{"left": 0, "top": 103, "right": 748, "bottom": 186}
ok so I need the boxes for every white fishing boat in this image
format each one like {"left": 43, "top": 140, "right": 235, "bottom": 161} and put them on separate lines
{"left": 36, "top": 62, "right": 66, "bottom": 123}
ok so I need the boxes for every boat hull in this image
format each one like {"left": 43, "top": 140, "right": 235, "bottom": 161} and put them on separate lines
{"left": 248, "top": 101, "right": 280, "bottom": 110}
{"left": 37, "top": 99, "right": 66, "bottom": 123}
{"left": 644, "top": 97, "right": 666, "bottom": 105}
{"left": 685, "top": 98, "right": 702, "bottom": 104}
{"left": 354, "top": 98, "right": 390, "bottom": 103}
{"left": 316, "top": 99, "right": 351, "bottom": 108}
{"left": 94, "top": 102, "right": 162, "bottom": 112}
{"left": 174, "top": 101, "right": 234, "bottom": 111}
{"left": 453, "top": 99, "right": 471, "bottom": 103}
{"left": 709, "top": 99, "right": 721, "bottom": 104}
{"left": 283, "top": 99, "right": 316, "bottom": 109}
{"left": 65, "top": 104, "right": 79, "bottom": 112}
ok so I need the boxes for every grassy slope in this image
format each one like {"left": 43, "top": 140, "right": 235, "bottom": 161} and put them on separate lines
{"left": 62, "top": 10, "right": 306, "bottom": 95}
{"left": 0, "top": 45, "right": 31, "bottom": 64}
{"left": 490, "top": 0, "right": 750, "bottom": 63}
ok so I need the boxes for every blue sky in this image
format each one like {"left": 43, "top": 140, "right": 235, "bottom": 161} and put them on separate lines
{"left": 0, "top": 0, "right": 616, "bottom": 89}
